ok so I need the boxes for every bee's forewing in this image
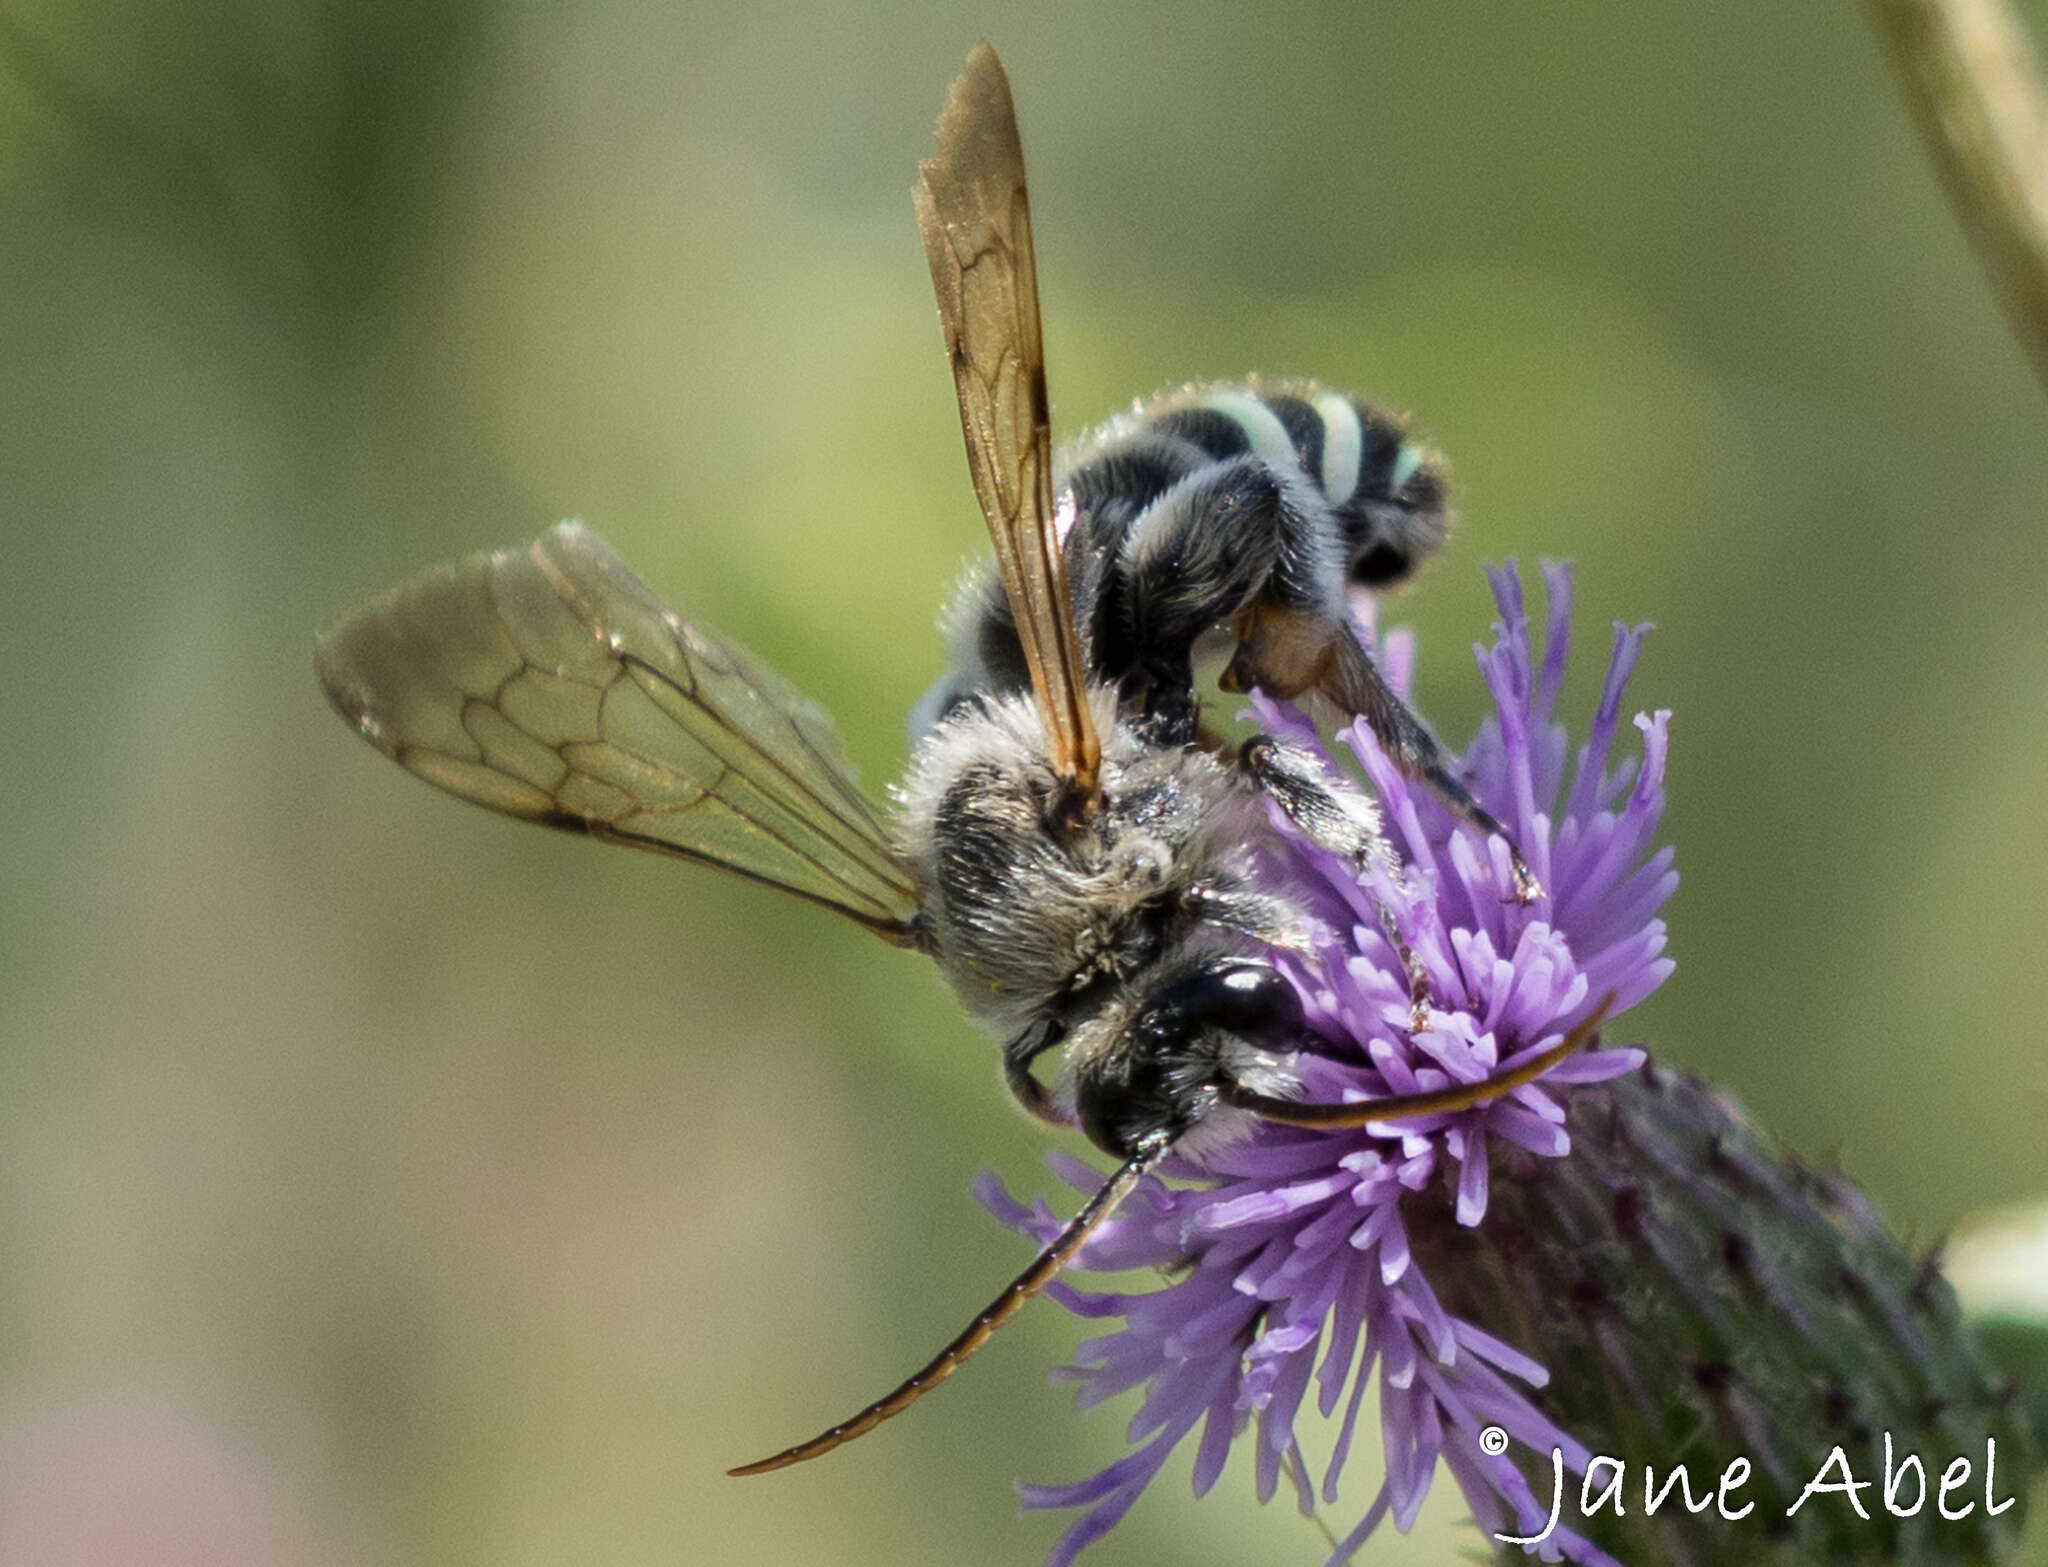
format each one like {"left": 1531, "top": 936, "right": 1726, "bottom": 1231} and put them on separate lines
{"left": 316, "top": 522, "right": 922, "bottom": 944}
{"left": 916, "top": 43, "right": 1101, "bottom": 805}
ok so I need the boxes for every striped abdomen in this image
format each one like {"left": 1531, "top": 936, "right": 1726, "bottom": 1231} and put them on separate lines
{"left": 1059, "top": 377, "right": 1449, "bottom": 592}
{"left": 914, "top": 376, "right": 1451, "bottom": 743}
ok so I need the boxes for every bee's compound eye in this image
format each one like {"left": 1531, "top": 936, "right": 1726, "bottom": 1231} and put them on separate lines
{"left": 1136, "top": 962, "right": 1301, "bottom": 1046}
{"left": 1209, "top": 964, "right": 1300, "bottom": 1034}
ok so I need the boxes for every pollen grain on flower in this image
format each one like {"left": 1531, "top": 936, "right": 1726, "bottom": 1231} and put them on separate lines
{"left": 982, "top": 562, "right": 1674, "bottom": 1567}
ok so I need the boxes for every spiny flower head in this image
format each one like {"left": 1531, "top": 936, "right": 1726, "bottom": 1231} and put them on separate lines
{"left": 980, "top": 562, "right": 1675, "bottom": 1564}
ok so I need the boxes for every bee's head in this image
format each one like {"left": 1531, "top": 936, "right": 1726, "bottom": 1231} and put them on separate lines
{"left": 1072, "top": 959, "right": 1304, "bottom": 1158}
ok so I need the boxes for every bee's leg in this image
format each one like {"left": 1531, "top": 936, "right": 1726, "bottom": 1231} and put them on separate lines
{"left": 1217, "top": 602, "right": 1334, "bottom": 702}
{"left": 1002, "top": 1020, "right": 1072, "bottom": 1129}
{"left": 1377, "top": 906, "right": 1435, "bottom": 1032}
{"left": 1211, "top": 477, "right": 1349, "bottom": 705}
{"left": 1240, "top": 736, "right": 1434, "bottom": 1024}
{"left": 1183, "top": 884, "right": 1305, "bottom": 951}
{"left": 1319, "top": 632, "right": 1540, "bottom": 903}
{"left": 1240, "top": 735, "right": 1387, "bottom": 869}
{"left": 1190, "top": 715, "right": 1237, "bottom": 762}
{"left": 1129, "top": 648, "right": 1198, "bottom": 747}
{"left": 1116, "top": 457, "right": 1292, "bottom": 742}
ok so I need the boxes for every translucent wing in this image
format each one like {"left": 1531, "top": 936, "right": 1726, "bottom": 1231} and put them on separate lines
{"left": 316, "top": 522, "right": 922, "bottom": 945}
{"left": 915, "top": 43, "right": 1101, "bottom": 806}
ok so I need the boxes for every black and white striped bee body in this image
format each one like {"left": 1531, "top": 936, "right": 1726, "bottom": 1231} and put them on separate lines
{"left": 916, "top": 378, "right": 1450, "bottom": 746}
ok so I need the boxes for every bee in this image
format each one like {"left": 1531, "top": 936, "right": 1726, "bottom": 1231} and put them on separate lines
{"left": 914, "top": 375, "right": 1540, "bottom": 900}
{"left": 314, "top": 44, "right": 1596, "bottom": 1479}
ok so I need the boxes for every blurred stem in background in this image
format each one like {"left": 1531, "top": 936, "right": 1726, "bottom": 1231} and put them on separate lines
{"left": 1869, "top": 0, "right": 2048, "bottom": 395}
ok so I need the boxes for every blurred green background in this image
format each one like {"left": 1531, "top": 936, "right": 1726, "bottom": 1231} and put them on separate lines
{"left": 4, "top": 1, "right": 2047, "bottom": 1562}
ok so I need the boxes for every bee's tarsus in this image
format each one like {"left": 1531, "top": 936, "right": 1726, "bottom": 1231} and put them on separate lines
{"left": 1506, "top": 848, "right": 1544, "bottom": 905}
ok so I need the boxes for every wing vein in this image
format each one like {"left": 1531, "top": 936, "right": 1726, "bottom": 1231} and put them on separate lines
{"left": 917, "top": 44, "right": 1100, "bottom": 810}
{"left": 315, "top": 522, "right": 920, "bottom": 943}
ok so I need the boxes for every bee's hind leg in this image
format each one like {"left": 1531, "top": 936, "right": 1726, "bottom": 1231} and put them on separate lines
{"left": 1002, "top": 1020, "right": 1074, "bottom": 1129}
{"left": 1317, "top": 633, "right": 1541, "bottom": 903}
{"left": 1116, "top": 458, "right": 1296, "bottom": 742}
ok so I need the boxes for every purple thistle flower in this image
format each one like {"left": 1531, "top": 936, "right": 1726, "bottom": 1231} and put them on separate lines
{"left": 980, "top": 562, "right": 1676, "bottom": 1566}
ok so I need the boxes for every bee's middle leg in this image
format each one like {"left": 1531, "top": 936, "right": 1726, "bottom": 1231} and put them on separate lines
{"left": 1239, "top": 735, "right": 1435, "bottom": 1026}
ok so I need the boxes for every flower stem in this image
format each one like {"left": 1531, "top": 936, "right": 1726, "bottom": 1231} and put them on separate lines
{"left": 1868, "top": 0, "right": 2048, "bottom": 394}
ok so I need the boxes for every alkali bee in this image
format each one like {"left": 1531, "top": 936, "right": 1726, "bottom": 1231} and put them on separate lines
{"left": 315, "top": 43, "right": 1594, "bottom": 1476}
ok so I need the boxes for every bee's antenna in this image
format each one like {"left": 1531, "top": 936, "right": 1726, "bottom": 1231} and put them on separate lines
{"left": 1222, "top": 993, "right": 1616, "bottom": 1129}
{"left": 727, "top": 1136, "right": 1171, "bottom": 1476}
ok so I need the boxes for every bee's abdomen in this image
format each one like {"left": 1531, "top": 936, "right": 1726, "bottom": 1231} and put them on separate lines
{"left": 910, "top": 378, "right": 1452, "bottom": 748}
{"left": 1058, "top": 379, "right": 1448, "bottom": 590}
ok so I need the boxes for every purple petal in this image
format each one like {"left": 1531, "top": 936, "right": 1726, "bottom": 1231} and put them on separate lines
{"left": 1534, "top": 561, "right": 1574, "bottom": 733}
{"left": 1455, "top": 1137, "right": 1492, "bottom": 1225}
{"left": 1321, "top": 1482, "right": 1393, "bottom": 1567}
